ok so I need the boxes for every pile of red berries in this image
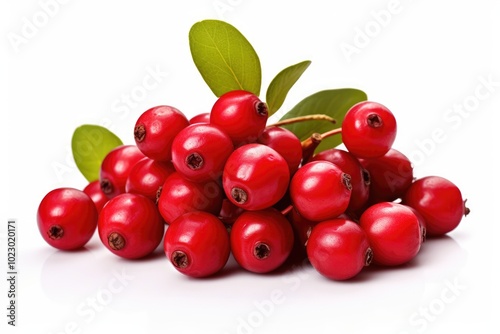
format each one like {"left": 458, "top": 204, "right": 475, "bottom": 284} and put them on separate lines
{"left": 37, "top": 90, "right": 469, "bottom": 280}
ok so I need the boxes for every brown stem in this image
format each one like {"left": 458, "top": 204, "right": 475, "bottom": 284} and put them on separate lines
{"left": 301, "top": 133, "right": 323, "bottom": 165}
{"left": 268, "top": 114, "right": 336, "bottom": 127}
{"left": 365, "top": 248, "right": 373, "bottom": 266}
{"left": 319, "top": 127, "right": 342, "bottom": 140}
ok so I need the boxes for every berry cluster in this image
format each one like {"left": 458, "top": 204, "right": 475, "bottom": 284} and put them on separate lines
{"left": 37, "top": 90, "right": 469, "bottom": 280}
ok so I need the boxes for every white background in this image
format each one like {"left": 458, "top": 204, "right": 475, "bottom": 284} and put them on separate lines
{"left": 2, "top": 0, "right": 500, "bottom": 333}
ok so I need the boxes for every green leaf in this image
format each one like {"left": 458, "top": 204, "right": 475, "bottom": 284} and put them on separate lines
{"left": 266, "top": 60, "right": 311, "bottom": 115}
{"left": 72, "top": 125, "right": 123, "bottom": 182}
{"left": 280, "top": 89, "right": 367, "bottom": 152}
{"left": 189, "top": 19, "right": 261, "bottom": 97}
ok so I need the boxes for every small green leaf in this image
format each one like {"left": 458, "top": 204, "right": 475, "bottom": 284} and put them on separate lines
{"left": 189, "top": 19, "right": 261, "bottom": 97}
{"left": 72, "top": 125, "right": 123, "bottom": 182}
{"left": 266, "top": 60, "right": 311, "bottom": 115}
{"left": 280, "top": 89, "right": 367, "bottom": 152}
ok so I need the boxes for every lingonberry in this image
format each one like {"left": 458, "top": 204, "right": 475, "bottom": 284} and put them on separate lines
{"left": 134, "top": 105, "right": 190, "bottom": 161}
{"left": 98, "top": 193, "right": 164, "bottom": 259}
{"left": 359, "top": 148, "right": 413, "bottom": 204}
{"left": 157, "top": 172, "right": 223, "bottom": 224}
{"left": 342, "top": 101, "right": 397, "bottom": 159}
{"left": 290, "top": 161, "right": 352, "bottom": 222}
{"left": 222, "top": 143, "right": 290, "bottom": 211}
{"left": 164, "top": 211, "right": 230, "bottom": 278}
{"left": 99, "top": 145, "right": 145, "bottom": 199}
{"left": 359, "top": 202, "right": 422, "bottom": 266}
{"left": 311, "top": 148, "right": 370, "bottom": 213}
{"left": 37, "top": 188, "right": 98, "bottom": 250}
{"left": 230, "top": 208, "right": 294, "bottom": 274}
{"left": 403, "top": 176, "right": 469, "bottom": 237}
{"left": 125, "top": 157, "right": 175, "bottom": 202}
{"left": 189, "top": 112, "right": 210, "bottom": 124}
{"left": 286, "top": 208, "right": 316, "bottom": 263}
{"left": 307, "top": 218, "right": 372, "bottom": 280}
{"left": 83, "top": 180, "right": 108, "bottom": 214}
{"left": 210, "top": 90, "right": 268, "bottom": 146}
{"left": 257, "top": 126, "right": 303, "bottom": 175}
{"left": 171, "top": 123, "right": 234, "bottom": 183}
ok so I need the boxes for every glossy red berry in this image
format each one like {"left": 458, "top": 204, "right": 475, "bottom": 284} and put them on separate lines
{"left": 99, "top": 145, "right": 145, "bottom": 199}
{"left": 134, "top": 105, "right": 190, "bottom": 161}
{"left": 210, "top": 90, "right": 268, "bottom": 146}
{"left": 218, "top": 198, "right": 245, "bottom": 226}
{"left": 37, "top": 188, "right": 98, "bottom": 250}
{"left": 257, "top": 126, "right": 303, "bottom": 175}
{"left": 403, "top": 176, "right": 469, "bottom": 237}
{"left": 359, "top": 148, "right": 413, "bottom": 204}
{"left": 230, "top": 208, "right": 294, "bottom": 274}
{"left": 307, "top": 218, "right": 372, "bottom": 280}
{"left": 189, "top": 112, "right": 210, "bottom": 124}
{"left": 286, "top": 208, "right": 316, "bottom": 263}
{"left": 342, "top": 101, "right": 397, "bottom": 159}
{"left": 223, "top": 143, "right": 290, "bottom": 211}
{"left": 98, "top": 193, "right": 164, "bottom": 259}
{"left": 157, "top": 172, "right": 223, "bottom": 224}
{"left": 83, "top": 180, "right": 108, "bottom": 214}
{"left": 171, "top": 123, "right": 234, "bottom": 182}
{"left": 125, "top": 158, "right": 175, "bottom": 202}
{"left": 311, "top": 148, "right": 370, "bottom": 213}
{"left": 290, "top": 161, "right": 352, "bottom": 222}
{"left": 359, "top": 202, "right": 422, "bottom": 266}
{"left": 164, "top": 211, "right": 230, "bottom": 278}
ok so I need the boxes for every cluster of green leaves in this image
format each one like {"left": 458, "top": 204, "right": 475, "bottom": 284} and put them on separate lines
{"left": 72, "top": 19, "right": 367, "bottom": 182}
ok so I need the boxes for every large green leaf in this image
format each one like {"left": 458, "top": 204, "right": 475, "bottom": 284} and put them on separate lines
{"left": 72, "top": 125, "right": 123, "bottom": 182}
{"left": 280, "top": 89, "right": 367, "bottom": 152}
{"left": 266, "top": 60, "right": 311, "bottom": 115}
{"left": 189, "top": 19, "right": 261, "bottom": 97}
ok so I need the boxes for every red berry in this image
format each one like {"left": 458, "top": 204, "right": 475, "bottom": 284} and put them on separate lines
{"left": 134, "top": 105, "right": 190, "bottom": 161}
{"left": 171, "top": 123, "right": 234, "bottom": 182}
{"left": 83, "top": 180, "right": 108, "bottom": 214}
{"left": 98, "top": 193, "right": 164, "bottom": 259}
{"left": 218, "top": 198, "right": 245, "bottom": 226}
{"left": 210, "top": 90, "right": 268, "bottom": 146}
{"left": 311, "top": 148, "right": 370, "bottom": 213}
{"left": 403, "top": 176, "right": 469, "bottom": 237}
{"left": 223, "top": 143, "right": 290, "bottom": 211}
{"left": 290, "top": 161, "right": 352, "bottom": 222}
{"left": 164, "top": 211, "right": 230, "bottom": 278}
{"left": 307, "top": 218, "right": 372, "bottom": 280}
{"left": 189, "top": 112, "right": 210, "bottom": 124}
{"left": 286, "top": 208, "right": 315, "bottom": 263}
{"left": 359, "top": 202, "right": 422, "bottom": 266}
{"left": 342, "top": 101, "right": 397, "bottom": 159}
{"left": 157, "top": 172, "right": 223, "bottom": 224}
{"left": 359, "top": 148, "right": 413, "bottom": 204}
{"left": 125, "top": 157, "right": 175, "bottom": 202}
{"left": 99, "top": 145, "right": 145, "bottom": 199}
{"left": 37, "top": 188, "right": 98, "bottom": 250}
{"left": 257, "top": 126, "right": 303, "bottom": 175}
{"left": 230, "top": 208, "right": 294, "bottom": 274}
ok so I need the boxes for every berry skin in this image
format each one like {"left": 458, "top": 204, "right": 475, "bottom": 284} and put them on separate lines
{"left": 222, "top": 143, "right": 290, "bottom": 211}
{"left": 218, "top": 198, "right": 245, "bottom": 226}
{"left": 342, "top": 101, "right": 397, "bottom": 159}
{"left": 83, "top": 180, "right": 108, "bottom": 214}
{"left": 98, "top": 193, "right": 164, "bottom": 259}
{"left": 290, "top": 161, "right": 352, "bottom": 222}
{"left": 210, "top": 90, "right": 268, "bottom": 146}
{"left": 189, "top": 112, "right": 210, "bottom": 124}
{"left": 230, "top": 208, "right": 294, "bottom": 274}
{"left": 311, "top": 148, "right": 370, "bottom": 213}
{"left": 157, "top": 172, "right": 223, "bottom": 224}
{"left": 37, "top": 188, "right": 98, "bottom": 250}
{"left": 359, "top": 202, "right": 422, "bottom": 266}
{"left": 359, "top": 148, "right": 413, "bottom": 204}
{"left": 257, "top": 126, "right": 303, "bottom": 175}
{"left": 125, "top": 158, "right": 175, "bottom": 202}
{"left": 134, "top": 105, "right": 190, "bottom": 161}
{"left": 164, "top": 211, "right": 230, "bottom": 278}
{"left": 171, "top": 123, "right": 234, "bottom": 183}
{"left": 307, "top": 218, "right": 372, "bottom": 280}
{"left": 99, "top": 145, "right": 145, "bottom": 199}
{"left": 403, "top": 176, "right": 469, "bottom": 237}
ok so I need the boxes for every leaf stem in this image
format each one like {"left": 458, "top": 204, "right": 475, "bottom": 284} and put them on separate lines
{"left": 268, "top": 114, "right": 336, "bottom": 127}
